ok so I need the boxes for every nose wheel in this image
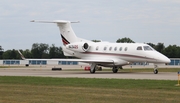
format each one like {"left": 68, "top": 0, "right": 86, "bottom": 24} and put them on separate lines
{"left": 154, "top": 69, "right": 158, "bottom": 74}
{"left": 154, "top": 65, "right": 158, "bottom": 74}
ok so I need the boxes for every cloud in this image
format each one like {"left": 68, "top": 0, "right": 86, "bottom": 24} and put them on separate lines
{"left": 0, "top": 0, "right": 180, "bottom": 50}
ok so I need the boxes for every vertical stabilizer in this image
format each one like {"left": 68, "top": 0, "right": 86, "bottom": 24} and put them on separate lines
{"left": 31, "top": 20, "right": 79, "bottom": 45}
{"left": 31, "top": 20, "right": 82, "bottom": 56}
{"left": 57, "top": 21, "right": 78, "bottom": 45}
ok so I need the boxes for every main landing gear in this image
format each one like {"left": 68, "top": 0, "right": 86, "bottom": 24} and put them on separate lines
{"left": 112, "top": 66, "right": 118, "bottom": 73}
{"left": 89, "top": 64, "right": 121, "bottom": 74}
{"left": 90, "top": 63, "right": 96, "bottom": 74}
{"left": 153, "top": 65, "right": 158, "bottom": 74}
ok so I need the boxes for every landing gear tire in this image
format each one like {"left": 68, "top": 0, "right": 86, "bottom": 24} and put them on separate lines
{"left": 98, "top": 67, "right": 102, "bottom": 71}
{"left": 90, "top": 69, "right": 95, "bottom": 73}
{"left": 154, "top": 69, "right": 158, "bottom": 74}
{"left": 154, "top": 65, "right": 158, "bottom": 74}
{"left": 90, "top": 63, "right": 96, "bottom": 74}
{"left": 112, "top": 67, "right": 118, "bottom": 73}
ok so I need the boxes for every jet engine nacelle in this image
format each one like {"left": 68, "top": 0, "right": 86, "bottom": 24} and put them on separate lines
{"left": 66, "top": 42, "right": 91, "bottom": 52}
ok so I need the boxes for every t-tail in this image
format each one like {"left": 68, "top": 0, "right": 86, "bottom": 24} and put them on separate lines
{"left": 31, "top": 20, "right": 91, "bottom": 56}
{"left": 31, "top": 20, "right": 82, "bottom": 45}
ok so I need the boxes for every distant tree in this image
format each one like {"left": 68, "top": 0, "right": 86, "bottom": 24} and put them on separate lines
{"left": 163, "top": 45, "right": 180, "bottom": 58}
{"left": 31, "top": 43, "right": 49, "bottom": 58}
{"left": 116, "top": 37, "right": 135, "bottom": 43}
{"left": 2, "top": 50, "right": 11, "bottom": 59}
{"left": 0, "top": 46, "right": 3, "bottom": 51}
{"left": 31, "top": 43, "right": 41, "bottom": 58}
{"left": 2, "top": 49, "right": 19, "bottom": 59}
{"left": 23, "top": 49, "right": 32, "bottom": 58}
{"left": 49, "top": 44, "right": 65, "bottom": 58}
{"left": 0, "top": 52, "right": 3, "bottom": 59}
{"left": 0, "top": 45, "right": 3, "bottom": 59}
{"left": 49, "top": 44, "right": 57, "bottom": 58}
{"left": 11, "top": 49, "right": 17, "bottom": 59}
{"left": 146, "top": 43, "right": 156, "bottom": 49}
{"left": 155, "top": 43, "right": 165, "bottom": 53}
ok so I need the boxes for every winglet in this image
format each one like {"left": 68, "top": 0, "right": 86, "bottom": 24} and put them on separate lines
{"left": 18, "top": 50, "right": 26, "bottom": 60}
{"left": 30, "top": 20, "right": 35, "bottom": 22}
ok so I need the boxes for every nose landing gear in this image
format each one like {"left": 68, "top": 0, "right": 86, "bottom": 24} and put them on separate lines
{"left": 154, "top": 65, "right": 158, "bottom": 74}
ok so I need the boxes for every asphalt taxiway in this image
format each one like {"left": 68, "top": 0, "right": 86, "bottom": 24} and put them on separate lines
{"left": 0, "top": 68, "right": 178, "bottom": 80}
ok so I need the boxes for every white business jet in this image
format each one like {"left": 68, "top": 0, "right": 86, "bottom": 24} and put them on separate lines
{"left": 30, "top": 20, "right": 170, "bottom": 74}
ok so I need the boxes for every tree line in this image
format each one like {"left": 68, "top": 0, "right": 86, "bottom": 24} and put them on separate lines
{"left": 0, "top": 43, "right": 66, "bottom": 59}
{"left": 0, "top": 37, "right": 180, "bottom": 59}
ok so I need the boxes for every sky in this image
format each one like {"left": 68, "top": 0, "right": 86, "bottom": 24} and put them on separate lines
{"left": 0, "top": 0, "right": 180, "bottom": 50}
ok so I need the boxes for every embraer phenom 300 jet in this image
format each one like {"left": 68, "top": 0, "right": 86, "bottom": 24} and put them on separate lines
{"left": 30, "top": 20, "right": 170, "bottom": 74}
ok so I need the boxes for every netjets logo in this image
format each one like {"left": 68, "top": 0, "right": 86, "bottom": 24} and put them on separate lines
{"left": 61, "top": 34, "right": 70, "bottom": 45}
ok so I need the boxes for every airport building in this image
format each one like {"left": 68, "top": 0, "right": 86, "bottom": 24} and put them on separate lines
{"left": 0, "top": 58, "right": 180, "bottom": 66}
{"left": 169, "top": 58, "right": 180, "bottom": 65}
{"left": 0, "top": 59, "right": 80, "bottom": 66}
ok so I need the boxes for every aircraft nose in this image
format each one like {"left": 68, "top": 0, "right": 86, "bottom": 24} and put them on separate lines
{"left": 164, "top": 57, "right": 171, "bottom": 64}
{"left": 158, "top": 55, "right": 171, "bottom": 64}
{"left": 149, "top": 51, "right": 171, "bottom": 64}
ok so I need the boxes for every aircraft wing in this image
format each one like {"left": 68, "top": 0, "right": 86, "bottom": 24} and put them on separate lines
{"left": 18, "top": 50, "right": 128, "bottom": 65}
{"left": 69, "top": 59, "right": 114, "bottom": 64}
{"left": 18, "top": 50, "right": 113, "bottom": 63}
{"left": 20, "top": 58, "right": 114, "bottom": 64}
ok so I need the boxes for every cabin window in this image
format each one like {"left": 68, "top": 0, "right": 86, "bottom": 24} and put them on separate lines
{"left": 119, "top": 47, "right": 122, "bottom": 51}
{"left": 109, "top": 47, "right": 112, "bottom": 51}
{"left": 96, "top": 46, "right": 99, "bottom": 50}
{"left": 137, "top": 46, "right": 142, "bottom": 50}
{"left": 114, "top": 47, "right": 117, "bottom": 51}
{"left": 124, "top": 47, "right": 128, "bottom": 51}
{"left": 104, "top": 47, "right": 107, "bottom": 51}
{"left": 143, "top": 46, "right": 153, "bottom": 51}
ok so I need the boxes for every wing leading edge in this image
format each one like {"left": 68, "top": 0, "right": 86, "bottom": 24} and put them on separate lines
{"left": 18, "top": 50, "right": 114, "bottom": 64}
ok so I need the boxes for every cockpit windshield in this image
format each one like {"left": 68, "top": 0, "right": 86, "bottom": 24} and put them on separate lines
{"left": 143, "top": 46, "right": 153, "bottom": 51}
{"left": 137, "top": 46, "right": 142, "bottom": 50}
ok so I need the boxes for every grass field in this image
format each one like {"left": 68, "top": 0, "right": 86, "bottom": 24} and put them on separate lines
{"left": 65, "top": 68, "right": 180, "bottom": 73}
{"left": 0, "top": 76, "right": 180, "bottom": 103}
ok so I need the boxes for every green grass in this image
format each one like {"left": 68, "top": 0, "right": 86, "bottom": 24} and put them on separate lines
{"left": 67, "top": 68, "right": 180, "bottom": 72}
{"left": 0, "top": 66, "right": 28, "bottom": 68}
{"left": 0, "top": 76, "right": 180, "bottom": 103}
{"left": 0, "top": 66, "right": 12, "bottom": 68}
{"left": 123, "top": 68, "right": 180, "bottom": 72}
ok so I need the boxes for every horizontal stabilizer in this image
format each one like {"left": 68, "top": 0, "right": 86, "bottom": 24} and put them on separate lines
{"left": 30, "top": 20, "right": 80, "bottom": 24}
